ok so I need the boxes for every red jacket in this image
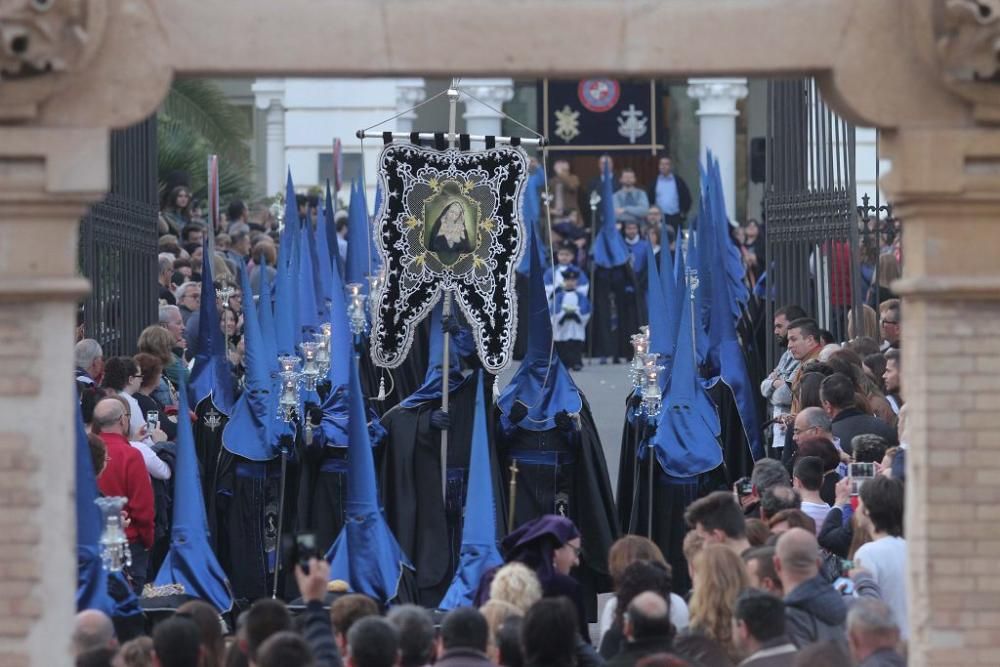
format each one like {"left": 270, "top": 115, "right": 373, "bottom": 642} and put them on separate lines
{"left": 97, "top": 432, "right": 155, "bottom": 549}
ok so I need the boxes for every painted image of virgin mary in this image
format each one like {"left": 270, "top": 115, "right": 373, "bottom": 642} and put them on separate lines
{"left": 428, "top": 201, "right": 474, "bottom": 255}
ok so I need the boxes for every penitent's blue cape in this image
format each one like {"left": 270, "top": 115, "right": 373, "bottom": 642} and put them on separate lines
{"left": 498, "top": 226, "right": 581, "bottom": 432}
{"left": 438, "top": 372, "right": 504, "bottom": 609}
{"left": 152, "top": 384, "right": 234, "bottom": 613}
{"left": 325, "top": 347, "right": 412, "bottom": 603}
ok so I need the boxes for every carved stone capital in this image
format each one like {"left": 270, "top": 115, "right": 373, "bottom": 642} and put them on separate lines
{"left": 395, "top": 78, "right": 426, "bottom": 121}
{"left": 0, "top": 1, "right": 171, "bottom": 129}
{"left": 460, "top": 78, "right": 515, "bottom": 121}
{"left": 930, "top": 0, "right": 1000, "bottom": 118}
{"left": 686, "top": 78, "right": 748, "bottom": 117}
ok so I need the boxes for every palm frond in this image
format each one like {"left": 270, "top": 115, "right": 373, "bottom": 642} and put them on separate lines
{"left": 157, "top": 79, "right": 255, "bottom": 206}
{"left": 159, "top": 79, "right": 251, "bottom": 164}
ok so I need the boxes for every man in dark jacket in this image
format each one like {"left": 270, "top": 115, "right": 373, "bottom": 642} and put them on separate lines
{"left": 775, "top": 528, "right": 847, "bottom": 647}
{"left": 434, "top": 608, "right": 493, "bottom": 667}
{"left": 821, "top": 374, "right": 897, "bottom": 455}
{"left": 646, "top": 156, "right": 692, "bottom": 234}
{"left": 733, "top": 590, "right": 797, "bottom": 667}
{"left": 607, "top": 592, "right": 677, "bottom": 667}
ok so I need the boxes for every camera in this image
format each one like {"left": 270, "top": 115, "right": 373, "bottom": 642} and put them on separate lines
{"left": 282, "top": 532, "right": 321, "bottom": 574}
{"left": 735, "top": 477, "right": 753, "bottom": 497}
{"left": 146, "top": 410, "right": 159, "bottom": 433}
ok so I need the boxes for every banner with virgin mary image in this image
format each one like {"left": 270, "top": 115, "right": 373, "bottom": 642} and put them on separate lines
{"left": 370, "top": 142, "right": 529, "bottom": 373}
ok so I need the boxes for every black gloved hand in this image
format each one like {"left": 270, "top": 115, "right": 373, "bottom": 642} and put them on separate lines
{"left": 628, "top": 392, "right": 643, "bottom": 410}
{"left": 509, "top": 400, "right": 528, "bottom": 424}
{"left": 304, "top": 402, "right": 323, "bottom": 426}
{"left": 555, "top": 410, "right": 577, "bottom": 432}
{"left": 316, "top": 379, "right": 332, "bottom": 398}
{"left": 278, "top": 433, "right": 294, "bottom": 454}
{"left": 565, "top": 312, "right": 581, "bottom": 324}
{"left": 430, "top": 410, "right": 451, "bottom": 430}
{"left": 441, "top": 315, "right": 462, "bottom": 337}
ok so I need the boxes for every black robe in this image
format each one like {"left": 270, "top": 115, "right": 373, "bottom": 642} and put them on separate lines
{"left": 590, "top": 264, "right": 645, "bottom": 360}
{"left": 213, "top": 437, "right": 301, "bottom": 604}
{"left": 378, "top": 378, "right": 482, "bottom": 608}
{"left": 497, "top": 398, "right": 618, "bottom": 620}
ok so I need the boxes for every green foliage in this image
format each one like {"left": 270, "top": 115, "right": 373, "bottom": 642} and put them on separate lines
{"left": 157, "top": 79, "right": 255, "bottom": 207}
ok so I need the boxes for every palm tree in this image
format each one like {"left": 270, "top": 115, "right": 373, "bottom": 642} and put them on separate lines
{"left": 157, "top": 79, "right": 255, "bottom": 208}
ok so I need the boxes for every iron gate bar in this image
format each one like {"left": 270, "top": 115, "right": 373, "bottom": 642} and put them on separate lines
{"left": 763, "top": 79, "right": 860, "bottom": 371}
{"left": 79, "top": 116, "right": 159, "bottom": 357}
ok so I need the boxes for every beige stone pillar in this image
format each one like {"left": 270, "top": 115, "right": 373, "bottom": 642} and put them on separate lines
{"left": 0, "top": 128, "right": 105, "bottom": 666}
{"left": 888, "top": 125, "right": 1000, "bottom": 666}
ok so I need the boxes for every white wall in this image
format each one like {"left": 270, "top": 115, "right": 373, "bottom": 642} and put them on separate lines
{"left": 281, "top": 78, "right": 401, "bottom": 206}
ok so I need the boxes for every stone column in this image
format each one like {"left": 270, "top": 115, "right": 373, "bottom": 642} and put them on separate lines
{"left": 0, "top": 127, "right": 106, "bottom": 666}
{"left": 460, "top": 78, "right": 515, "bottom": 144}
{"left": 252, "top": 79, "right": 287, "bottom": 197}
{"left": 394, "top": 78, "right": 427, "bottom": 134}
{"left": 686, "top": 78, "right": 748, "bottom": 221}
{"left": 885, "top": 125, "right": 1000, "bottom": 666}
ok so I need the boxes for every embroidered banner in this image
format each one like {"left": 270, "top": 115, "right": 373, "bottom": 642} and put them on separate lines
{"left": 370, "top": 143, "right": 529, "bottom": 372}
{"left": 542, "top": 79, "right": 664, "bottom": 151}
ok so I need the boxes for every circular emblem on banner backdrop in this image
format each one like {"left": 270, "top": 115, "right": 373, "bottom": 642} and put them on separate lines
{"left": 578, "top": 79, "right": 621, "bottom": 112}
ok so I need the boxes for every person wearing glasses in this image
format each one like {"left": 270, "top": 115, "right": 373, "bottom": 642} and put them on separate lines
{"left": 878, "top": 301, "right": 901, "bottom": 352}
{"left": 475, "top": 515, "right": 589, "bottom": 638}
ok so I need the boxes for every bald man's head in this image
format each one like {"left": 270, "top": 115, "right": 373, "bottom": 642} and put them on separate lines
{"left": 92, "top": 398, "right": 125, "bottom": 434}
{"left": 775, "top": 528, "right": 819, "bottom": 585}
{"left": 72, "top": 610, "right": 116, "bottom": 656}
{"left": 625, "top": 591, "right": 672, "bottom": 642}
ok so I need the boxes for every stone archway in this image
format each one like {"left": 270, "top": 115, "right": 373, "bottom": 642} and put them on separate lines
{"left": 1, "top": 1, "right": 997, "bottom": 664}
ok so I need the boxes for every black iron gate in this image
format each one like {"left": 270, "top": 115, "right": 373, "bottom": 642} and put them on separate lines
{"left": 79, "top": 116, "right": 159, "bottom": 356}
{"left": 763, "top": 79, "right": 861, "bottom": 369}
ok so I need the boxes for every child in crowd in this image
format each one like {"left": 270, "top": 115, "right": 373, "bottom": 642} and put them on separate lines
{"left": 551, "top": 269, "right": 591, "bottom": 371}
{"left": 544, "top": 241, "right": 589, "bottom": 299}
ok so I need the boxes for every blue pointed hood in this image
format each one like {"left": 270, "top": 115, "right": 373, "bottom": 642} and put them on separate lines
{"left": 516, "top": 168, "right": 547, "bottom": 275}
{"left": 222, "top": 261, "right": 279, "bottom": 461}
{"left": 317, "top": 226, "right": 357, "bottom": 447}
{"left": 153, "top": 384, "right": 234, "bottom": 613}
{"left": 189, "top": 236, "right": 234, "bottom": 415}
{"left": 275, "top": 175, "right": 300, "bottom": 358}
{"left": 711, "top": 157, "right": 749, "bottom": 317}
{"left": 298, "top": 221, "right": 321, "bottom": 335}
{"left": 649, "top": 274, "right": 723, "bottom": 479}
{"left": 705, "top": 161, "right": 763, "bottom": 460}
{"left": 646, "top": 243, "right": 669, "bottom": 358}
{"left": 325, "top": 346, "right": 412, "bottom": 603}
{"left": 315, "top": 188, "right": 335, "bottom": 321}
{"left": 258, "top": 268, "right": 295, "bottom": 441}
{"left": 257, "top": 265, "right": 279, "bottom": 375}
{"left": 659, "top": 231, "right": 679, "bottom": 356}
{"left": 439, "top": 372, "right": 504, "bottom": 609}
{"left": 498, "top": 227, "right": 582, "bottom": 431}
{"left": 76, "top": 407, "right": 114, "bottom": 615}
{"left": 346, "top": 179, "right": 371, "bottom": 289}
{"left": 593, "top": 161, "right": 629, "bottom": 268}
{"left": 399, "top": 301, "right": 470, "bottom": 409}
